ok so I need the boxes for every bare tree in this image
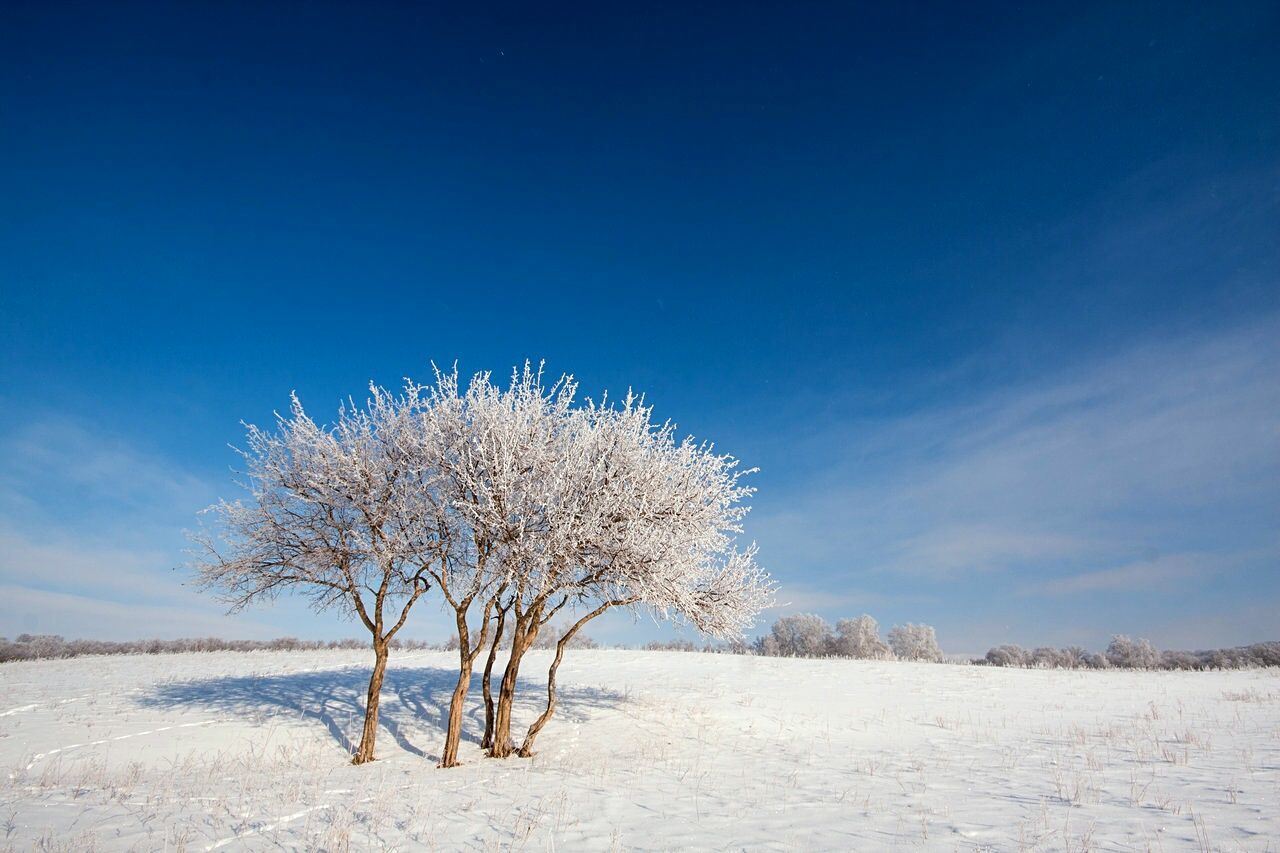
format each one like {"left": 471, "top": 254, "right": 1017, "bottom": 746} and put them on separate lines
{"left": 191, "top": 386, "right": 442, "bottom": 764}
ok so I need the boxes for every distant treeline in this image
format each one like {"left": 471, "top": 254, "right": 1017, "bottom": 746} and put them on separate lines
{"left": 6, "top": 629, "right": 1276, "bottom": 670}
{"left": 647, "top": 619, "right": 1280, "bottom": 672}
{"left": 978, "top": 635, "right": 1280, "bottom": 671}
{"left": 0, "top": 630, "right": 598, "bottom": 664}
{"left": 0, "top": 634, "right": 439, "bottom": 663}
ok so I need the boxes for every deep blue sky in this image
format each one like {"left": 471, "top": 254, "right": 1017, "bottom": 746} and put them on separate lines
{"left": 2, "top": 2, "right": 1277, "bottom": 651}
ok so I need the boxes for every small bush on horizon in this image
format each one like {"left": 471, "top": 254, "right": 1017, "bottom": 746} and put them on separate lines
{"left": 755, "top": 613, "right": 837, "bottom": 657}
{"left": 1106, "top": 634, "right": 1162, "bottom": 669}
{"left": 888, "top": 623, "right": 944, "bottom": 662}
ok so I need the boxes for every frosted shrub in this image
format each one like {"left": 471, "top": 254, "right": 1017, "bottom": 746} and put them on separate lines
{"left": 888, "top": 623, "right": 943, "bottom": 662}
{"left": 533, "top": 625, "right": 597, "bottom": 650}
{"left": 644, "top": 638, "right": 703, "bottom": 652}
{"left": 832, "top": 615, "right": 894, "bottom": 659}
{"left": 754, "top": 634, "right": 782, "bottom": 656}
{"left": 1247, "top": 642, "right": 1280, "bottom": 667}
{"left": 1031, "top": 647, "right": 1069, "bottom": 668}
{"left": 1061, "top": 646, "right": 1090, "bottom": 668}
{"left": 984, "top": 644, "right": 1030, "bottom": 667}
{"left": 1162, "top": 650, "right": 1201, "bottom": 671}
{"left": 752, "top": 614, "right": 939, "bottom": 661}
{"left": 1105, "top": 635, "right": 1161, "bottom": 669}
{"left": 764, "top": 614, "right": 835, "bottom": 657}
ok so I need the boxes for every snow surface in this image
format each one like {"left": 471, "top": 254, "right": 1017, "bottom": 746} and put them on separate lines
{"left": 1, "top": 650, "right": 1277, "bottom": 850}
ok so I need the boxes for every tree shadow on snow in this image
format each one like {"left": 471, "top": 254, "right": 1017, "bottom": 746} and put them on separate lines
{"left": 137, "top": 663, "right": 625, "bottom": 763}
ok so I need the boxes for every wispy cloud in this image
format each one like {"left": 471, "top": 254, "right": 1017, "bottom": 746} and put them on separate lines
{"left": 0, "top": 584, "right": 278, "bottom": 640}
{"left": 881, "top": 526, "right": 1088, "bottom": 578}
{"left": 751, "top": 316, "right": 1280, "bottom": 645}
{"left": 0, "top": 417, "right": 242, "bottom": 639}
{"left": 0, "top": 415, "right": 456, "bottom": 642}
{"left": 0, "top": 528, "right": 192, "bottom": 603}
{"left": 0, "top": 417, "right": 212, "bottom": 534}
{"left": 1020, "top": 552, "right": 1227, "bottom": 597}
{"left": 764, "top": 583, "right": 904, "bottom": 615}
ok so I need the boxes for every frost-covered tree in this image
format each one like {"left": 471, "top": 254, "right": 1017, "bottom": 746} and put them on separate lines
{"left": 887, "top": 623, "right": 943, "bottom": 662}
{"left": 984, "top": 644, "right": 1029, "bottom": 667}
{"left": 1105, "top": 634, "right": 1161, "bottom": 669}
{"left": 450, "top": 364, "right": 595, "bottom": 757}
{"left": 191, "top": 387, "right": 443, "bottom": 764}
{"left": 1061, "top": 646, "right": 1090, "bottom": 669}
{"left": 763, "top": 614, "right": 835, "bottom": 658}
{"left": 1031, "top": 647, "right": 1067, "bottom": 669}
{"left": 532, "top": 623, "right": 598, "bottom": 650}
{"left": 832, "top": 615, "right": 894, "bottom": 659}
{"left": 754, "top": 633, "right": 782, "bottom": 656}
{"left": 407, "top": 364, "right": 576, "bottom": 767}
{"left": 192, "top": 361, "right": 772, "bottom": 767}
{"left": 1246, "top": 642, "right": 1280, "bottom": 667}
{"left": 486, "top": 385, "right": 773, "bottom": 758}
{"left": 1161, "top": 649, "right": 1201, "bottom": 671}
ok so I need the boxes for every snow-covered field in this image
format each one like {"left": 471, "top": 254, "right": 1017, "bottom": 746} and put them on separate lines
{"left": 1, "top": 650, "right": 1277, "bottom": 851}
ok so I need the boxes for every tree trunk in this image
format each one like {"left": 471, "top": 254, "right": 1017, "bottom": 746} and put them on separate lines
{"left": 489, "top": 617, "right": 537, "bottom": 758}
{"left": 439, "top": 595, "right": 498, "bottom": 768}
{"left": 517, "top": 636, "right": 567, "bottom": 758}
{"left": 352, "top": 639, "right": 388, "bottom": 765}
{"left": 518, "top": 601, "right": 616, "bottom": 757}
{"left": 480, "top": 604, "right": 508, "bottom": 750}
{"left": 440, "top": 653, "right": 473, "bottom": 768}
{"left": 439, "top": 609, "right": 473, "bottom": 768}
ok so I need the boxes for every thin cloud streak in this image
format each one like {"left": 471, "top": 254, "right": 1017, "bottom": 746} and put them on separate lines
{"left": 0, "top": 584, "right": 280, "bottom": 641}
{"left": 0, "top": 528, "right": 197, "bottom": 604}
{"left": 750, "top": 317, "right": 1280, "bottom": 645}
{"left": 0, "top": 417, "right": 263, "bottom": 639}
{"left": 0, "top": 417, "right": 213, "bottom": 533}
{"left": 1020, "top": 552, "right": 1225, "bottom": 596}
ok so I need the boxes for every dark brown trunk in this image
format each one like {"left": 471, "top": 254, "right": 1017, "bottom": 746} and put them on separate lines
{"left": 440, "top": 655, "right": 472, "bottom": 768}
{"left": 439, "top": 594, "right": 498, "bottom": 768}
{"left": 352, "top": 640, "right": 388, "bottom": 764}
{"left": 480, "top": 604, "right": 508, "bottom": 750}
{"left": 489, "top": 615, "right": 537, "bottom": 758}
{"left": 518, "top": 600, "right": 616, "bottom": 757}
{"left": 439, "top": 608, "right": 473, "bottom": 768}
{"left": 517, "top": 637, "right": 567, "bottom": 758}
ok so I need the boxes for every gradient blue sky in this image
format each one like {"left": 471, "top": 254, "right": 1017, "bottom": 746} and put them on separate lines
{"left": 2, "top": 2, "right": 1277, "bottom": 651}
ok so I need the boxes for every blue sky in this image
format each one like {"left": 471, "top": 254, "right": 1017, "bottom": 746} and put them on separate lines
{"left": 1, "top": 2, "right": 1277, "bottom": 651}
